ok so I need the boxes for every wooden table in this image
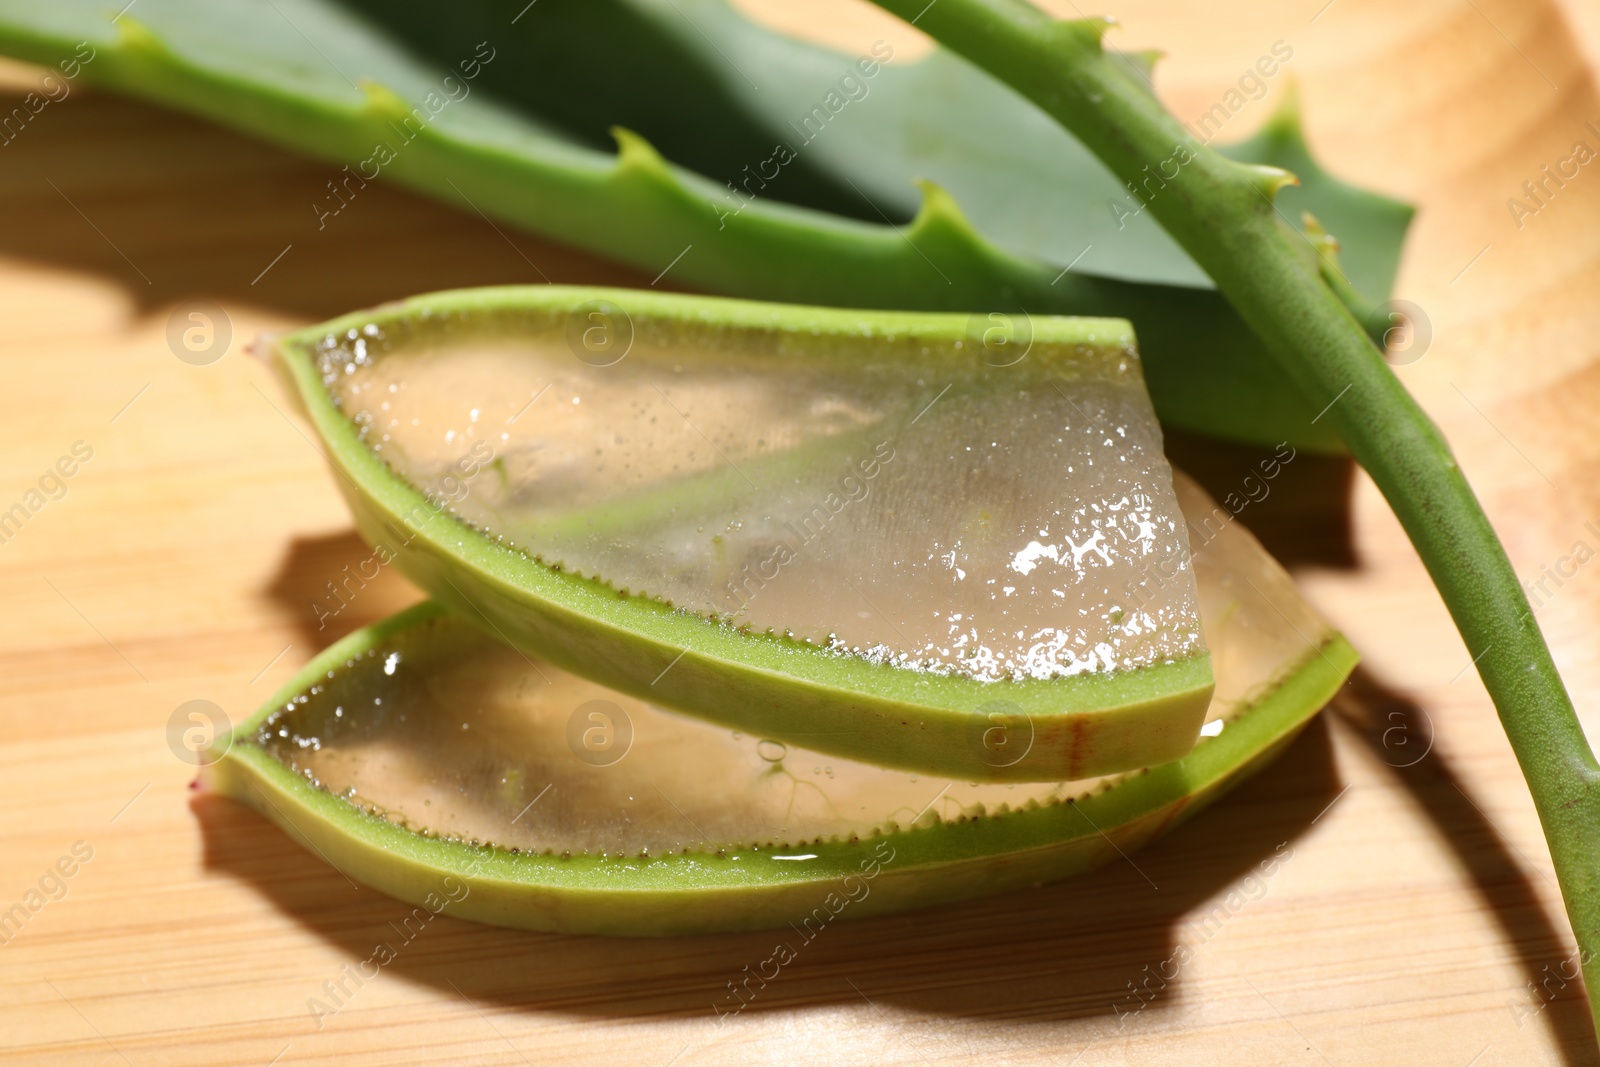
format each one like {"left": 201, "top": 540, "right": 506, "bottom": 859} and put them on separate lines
{"left": 3, "top": 0, "right": 1599, "bottom": 1062}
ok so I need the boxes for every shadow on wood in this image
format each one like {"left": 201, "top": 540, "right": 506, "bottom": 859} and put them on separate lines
{"left": 261, "top": 531, "right": 424, "bottom": 652}
{"left": 1164, "top": 428, "right": 1358, "bottom": 572}
{"left": 0, "top": 86, "right": 648, "bottom": 322}
{"left": 1332, "top": 667, "right": 1598, "bottom": 1065}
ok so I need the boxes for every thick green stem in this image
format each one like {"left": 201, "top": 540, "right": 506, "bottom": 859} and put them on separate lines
{"left": 874, "top": 0, "right": 1600, "bottom": 1040}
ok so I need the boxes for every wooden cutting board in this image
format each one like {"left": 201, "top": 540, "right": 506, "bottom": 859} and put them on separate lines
{"left": 3, "top": 0, "right": 1599, "bottom": 1063}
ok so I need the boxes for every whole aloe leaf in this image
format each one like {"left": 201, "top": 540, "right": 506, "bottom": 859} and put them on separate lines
{"left": 349, "top": 0, "right": 1410, "bottom": 298}
{"left": 0, "top": 0, "right": 1406, "bottom": 451}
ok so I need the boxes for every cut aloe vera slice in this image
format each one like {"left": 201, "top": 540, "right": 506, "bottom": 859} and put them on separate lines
{"left": 206, "top": 471, "right": 1355, "bottom": 935}
{"left": 271, "top": 286, "right": 1211, "bottom": 781}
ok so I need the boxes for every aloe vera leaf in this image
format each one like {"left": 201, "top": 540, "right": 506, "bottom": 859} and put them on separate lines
{"left": 869, "top": 0, "right": 1600, "bottom": 1040}
{"left": 1216, "top": 88, "right": 1414, "bottom": 322}
{"left": 0, "top": 0, "right": 1401, "bottom": 453}
{"left": 205, "top": 470, "right": 1356, "bottom": 935}
{"left": 338, "top": 0, "right": 1403, "bottom": 297}
{"left": 272, "top": 284, "right": 1215, "bottom": 782}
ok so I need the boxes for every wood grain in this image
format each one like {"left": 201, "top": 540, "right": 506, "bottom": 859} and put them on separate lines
{"left": 2, "top": 1, "right": 1599, "bottom": 1063}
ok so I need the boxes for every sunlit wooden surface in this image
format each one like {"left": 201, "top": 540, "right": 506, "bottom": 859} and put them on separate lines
{"left": 3, "top": 0, "right": 1600, "bottom": 1063}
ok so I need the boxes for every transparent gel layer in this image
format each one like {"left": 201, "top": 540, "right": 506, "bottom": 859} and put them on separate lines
{"left": 317, "top": 316, "right": 1202, "bottom": 681}
{"left": 253, "top": 472, "right": 1327, "bottom": 857}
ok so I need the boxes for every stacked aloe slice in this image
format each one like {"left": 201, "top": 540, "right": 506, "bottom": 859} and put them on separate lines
{"left": 206, "top": 286, "right": 1354, "bottom": 934}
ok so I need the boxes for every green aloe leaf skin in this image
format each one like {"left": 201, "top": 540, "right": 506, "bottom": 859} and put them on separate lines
{"left": 208, "top": 455, "right": 1355, "bottom": 935}
{"left": 0, "top": 0, "right": 1410, "bottom": 452}
{"left": 274, "top": 285, "right": 1219, "bottom": 783}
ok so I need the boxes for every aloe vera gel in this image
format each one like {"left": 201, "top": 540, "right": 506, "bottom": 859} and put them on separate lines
{"left": 251, "top": 470, "right": 1323, "bottom": 855}
{"left": 317, "top": 305, "right": 1202, "bottom": 683}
